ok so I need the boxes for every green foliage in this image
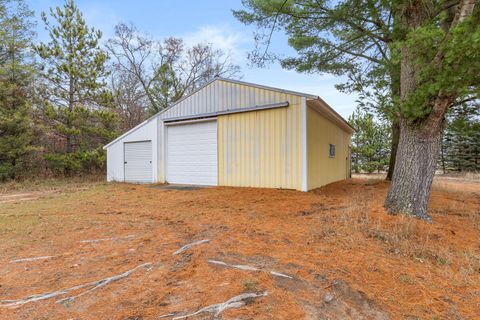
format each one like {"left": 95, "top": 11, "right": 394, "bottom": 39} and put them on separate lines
{"left": 34, "top": 0, "right": 118, "bottom": 175}
{"left": 0, "top": 0, "right": 36, "bottom": 181}
{"left": 400, "top": 11, "right": 480, "bottom": 121}
{"left": 233, "top": 0, "right": 397, "bottom": 115}
{"left": 44, "top": 147, "right": 106, "bottom": 175}
{"left": 0, "top": 80, "right": 35, "bottom": 180}
{"left": 440, "top": 104, "right": 480, "bottom": 172}
{"left": 234, "top": 0, "right": 480, "bottom": 123}
{"left": 349, "top": 106, "right": 391, "bottom": 173}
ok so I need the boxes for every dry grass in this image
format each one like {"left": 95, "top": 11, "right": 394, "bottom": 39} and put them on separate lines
{"left": 354, "top": 171, "right": 480, "bottom": 182}
{"left": 437, "top": 171, "right": 480, "bottom": 181}
{"left": 0, "top": 178, "right": 479, "bottom": 319}
{"left": 309, "top": 178, "right": 480, "bottom": 314}
{"left": 0, "top": 175, "right": 106, "bottom": 194}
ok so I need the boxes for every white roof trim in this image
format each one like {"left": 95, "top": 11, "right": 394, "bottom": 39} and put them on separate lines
{"left": 307, "top": 99, "right": 356, "bottom": 134}
{"left": 103, "top": 116, "right": 156, "bottom": 149}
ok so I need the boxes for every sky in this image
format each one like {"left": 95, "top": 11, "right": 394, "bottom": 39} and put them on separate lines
{"left": 27, "top": 0, "right": 358, "bottom": 119}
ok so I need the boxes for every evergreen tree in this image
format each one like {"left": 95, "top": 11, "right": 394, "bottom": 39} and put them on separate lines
{"left": 348, "top": 107, "right": 391, "bottom": 173}
{"left": 0, "top": 0, "right": 35, "bottom": 181}
{"left": 441, "top": 103, "right": 480, "bottom": 172}
{"left": 34, "top": 0, "right": 118, "bottom": 175}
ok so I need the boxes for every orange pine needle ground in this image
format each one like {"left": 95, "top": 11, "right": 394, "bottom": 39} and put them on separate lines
{"left": 0, "top": 177, "right": 478, "bottom": 319}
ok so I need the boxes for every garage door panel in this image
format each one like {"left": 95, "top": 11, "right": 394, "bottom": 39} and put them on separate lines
{"left": 124, "top": 141, "right": 152, "bottom": 183}
{"left": 166, "top": 121, "right": 218, "bottom": 185}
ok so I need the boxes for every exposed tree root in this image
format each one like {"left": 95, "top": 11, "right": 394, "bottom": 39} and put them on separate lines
{"left": 269, "top": 270, "right": 294, "bottom": 279}
{"left": 158, "top": 313, "right": 175, "bottom": 318}
{"left": 208, "top": 260, "right": 293, "bottom": 279}
{"left": 161, "top": 291, "right": 268, "bottom": 319}
{"left": 9, "top": 256, "right": 54, "bottom": 263}
{"left": 80, "top": 234, "right": 135, "bottom": 243}
{"left": 0, "top": 263, "right": 151, "bottom": 308}
{"left": 173, "top": 239, "right": 209, "bottom": 255}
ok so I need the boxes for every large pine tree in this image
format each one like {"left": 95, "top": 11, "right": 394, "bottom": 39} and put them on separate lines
{"left": 235, "top": 0, "right": 480, "bottom": 220}
{"left": 0, "top": 0, "right": 35, "bottom": 181}
{"left": 35, "top": 0, "right": 118, "bottom": 175}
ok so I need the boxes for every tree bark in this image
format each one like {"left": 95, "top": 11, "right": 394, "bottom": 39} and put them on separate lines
{"left": 440, "top": 137, "right": 446, "bottom": 174}
{"left": 384, "top": 2, "right": 442, "bottom": 221}
{"left": 386, "top": 120, "right": 399, "bottom": 180}
{"left": 65, "top": 73, "right": 74, "bottom": 176}
{"left": 384, "top": 116, "right": 444, "bottom": 221}
{"left": 384, "top": 0, "right": 475, "bottom": 220}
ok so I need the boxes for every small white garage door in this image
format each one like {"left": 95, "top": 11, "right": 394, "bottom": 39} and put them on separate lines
{"left": 124, "top": 141, "right": 152, "bottom": 183}
{"left": 166, "top": 120, "right": 217, "bottom": 185}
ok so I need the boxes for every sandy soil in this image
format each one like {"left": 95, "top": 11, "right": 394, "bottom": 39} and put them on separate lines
{"left": 0, "top": 179, "right": 479, "bottom": 319}
{"left": 0, "top": 192, "right": 46, "bottom": 204}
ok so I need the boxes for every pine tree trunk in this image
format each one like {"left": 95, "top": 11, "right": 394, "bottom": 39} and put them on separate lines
{"left": 440, "top": 138, "right": 446, "bottom": 174}
{"left": 386, "top": 121, "right": 399, "bottom": 180}
{"left": 384, "top": 116, "right": 444, "bottom": 221}
{"left": 65, "top": 75, "right": 74, "bottom": 176}
{"left": 384, "top": 3, "right": 446, "bottom": 221}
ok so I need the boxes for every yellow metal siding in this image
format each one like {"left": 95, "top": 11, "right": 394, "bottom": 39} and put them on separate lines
{"left": 307, "top": 106, "right": 351, "bottom": 190}
{"left": 160, "top": 79, "right": 305, "bottom": 185}
{"left": 159, "top": 78, "right": 351, "bottom": 190}
{"left": 218, "top": 97, "right": 303, "bottom": 190}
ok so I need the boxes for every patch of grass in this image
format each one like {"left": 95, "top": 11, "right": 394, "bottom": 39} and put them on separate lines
{"left": 399, "top": 274, "right": 416, "bottom": 285}
{"left": 0, "top": 213, "right": 43, "bottom": 233}
{"left": 0, "top": 211, "right": 70, "bottom": 250}
{"left": 331, "top": 192, "right": 461, "bottom": 270}
{"left": 0, "top": 175, "right": 106, "bottom": 194}
{"left": 241, "top": 278, "right": 259, "bottom": 292}
{"left": 458, "top": 251, "right": 480, "bottom": 283}
{"left": 436, "top": 171, "right": 480, "bottom": 182}
{"left": 0, "top": 181, "right": 107, "bottom": 250}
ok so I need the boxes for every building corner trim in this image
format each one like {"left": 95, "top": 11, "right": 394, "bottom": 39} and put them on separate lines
{"left": 301, "top": 97, "right": 308, "bottom": 192}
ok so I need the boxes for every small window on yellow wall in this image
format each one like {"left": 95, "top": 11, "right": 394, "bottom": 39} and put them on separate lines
{"left": 329, "top": 144, "right": 335, "bottom": 158}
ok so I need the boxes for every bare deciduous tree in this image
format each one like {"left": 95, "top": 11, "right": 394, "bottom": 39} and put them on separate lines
{"left": 110, "top": 66, "right": 147, "bottom": 131}
{"left": 106, "top": 23, "right": 241, "bottom": 118}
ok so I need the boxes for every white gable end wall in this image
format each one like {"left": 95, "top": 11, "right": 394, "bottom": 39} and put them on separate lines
{"left": 106, "top": 117, "right": 160, "bottom": 182}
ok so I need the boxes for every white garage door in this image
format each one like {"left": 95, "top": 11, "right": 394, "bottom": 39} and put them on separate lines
{"left": 166, "top": 120, "right": 217, "bottom": 185}
{"left": 124, "top": 141, "right": 152, "bottom": 183}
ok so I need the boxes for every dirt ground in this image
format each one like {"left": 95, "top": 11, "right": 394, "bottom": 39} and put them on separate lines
{"left": 0, "top": 177, "right": 479, "bottom": 319}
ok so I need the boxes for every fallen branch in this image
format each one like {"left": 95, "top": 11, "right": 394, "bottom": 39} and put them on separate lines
{"left": 173, "top": 239, "right": 209, "bottom": 255}
{"left": 168, "top": 291, "right": 268, "bottom": 319}
{"left": 269, "top": 271, "right": 294, "bottom": 279}
{"left": 80, "top": 234, "right": 135, "bottom": 243}
{"left": 158, "top": 313, "right": 175, "bottom": 318}
{"left": 0, "top": 263, "right": 151, "bottom": 308}
{"left": 208, "top": 260, "right": 293, "bottom": 279}
{"left": 208, "top": 260, "right": 258, "bottom": 271}
{"left": 9, "top": 256, "right": 54, "bottom": 263}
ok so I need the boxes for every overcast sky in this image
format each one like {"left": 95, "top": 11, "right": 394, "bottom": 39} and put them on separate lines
{"left": 27, "top": 0, "right": 359, "bottom": 119}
